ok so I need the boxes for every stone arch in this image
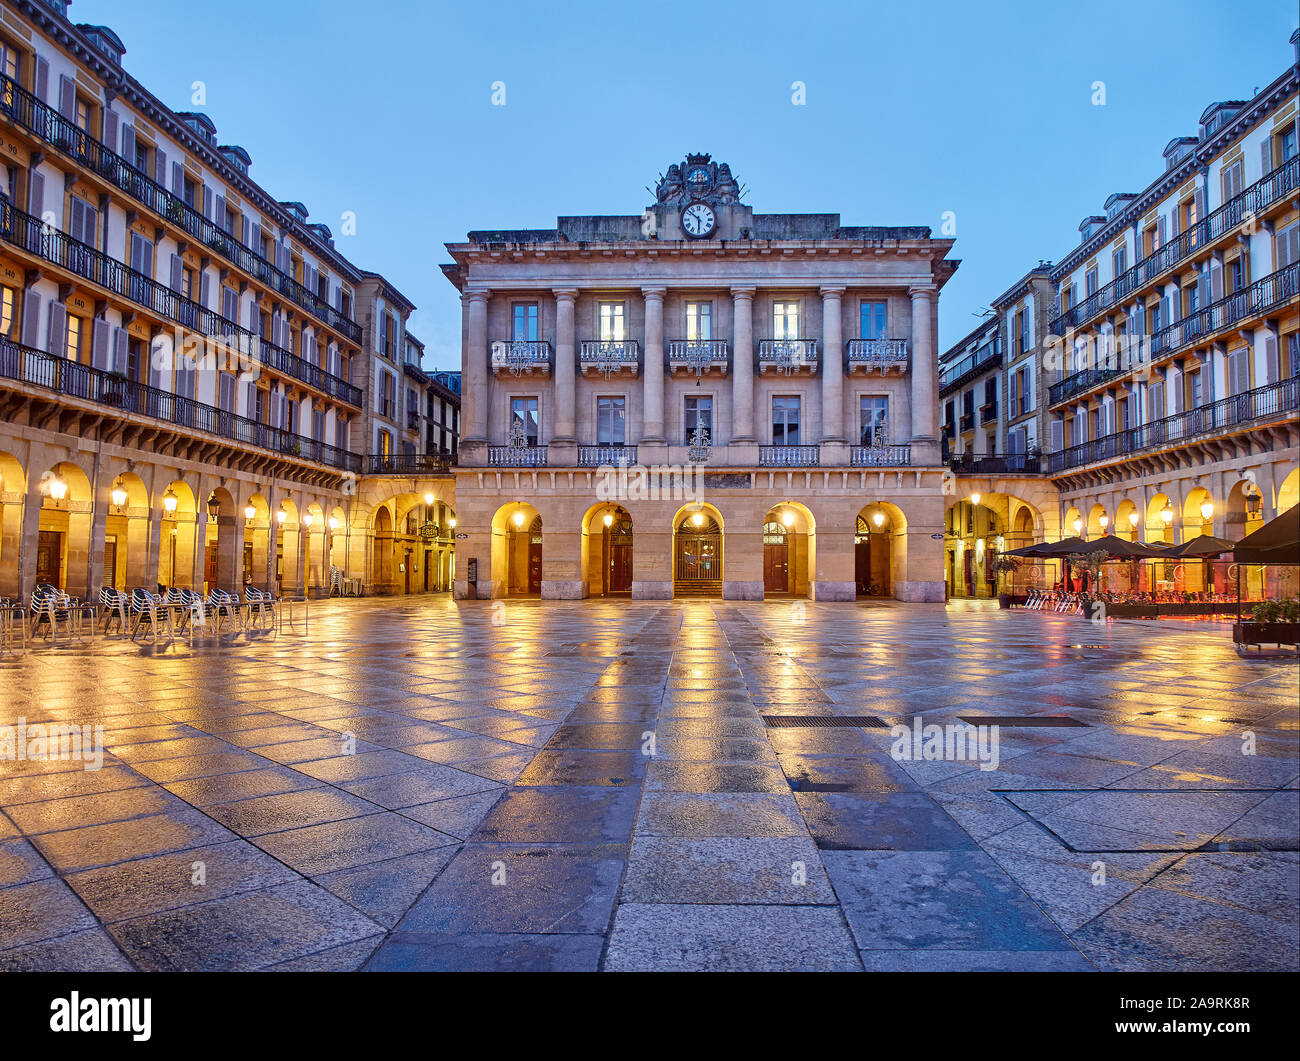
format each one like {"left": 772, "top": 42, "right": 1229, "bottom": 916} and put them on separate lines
{"left": 0, "top": 450, "right": 27, "bottom": 596}
{"left": 672, "top": 502, "right": 724, "bottom": 597}
{"left": 762, "top": 500, "right": 816, "bottom": 597}
{"left": 491, "top": 502, "right": 543, "bottom": 598}
{"left": 580, "top": 501, "right": 634, "bottom": 597}
{"left": 33, "top": 460, "right": 93, "bottom": 594}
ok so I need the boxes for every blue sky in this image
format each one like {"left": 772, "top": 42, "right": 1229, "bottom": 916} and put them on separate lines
{"left": 80, "top": 0, "right": 1297, "bottom": 365}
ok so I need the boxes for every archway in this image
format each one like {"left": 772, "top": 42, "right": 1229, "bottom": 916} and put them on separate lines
{"left": 859, "top": 502, "right": 905, "bottom": 599}
{"left": 582, "top": 503, "right": 633, "bottom": 597}
{"left": 1146, "top": 492, "right": 1174, "bottom": 545}
{"left": 202, "top": 487, "right": 239, "bottom": 593}
{"left": 103, "top": 472, "right": 149, "bottom": 590}
{"left": 945, "top": 496, "right": 1000, "bottom": 599}
{"left": 762, "top": 502, "right": 814, "bottom": 597}
{"left": 372, "top": 505, "right": 393, "bottom": 592}
{"left": 673, "top": 504, "right": 723, "bottom": 597}
{"left": 1063, "top": 505, "right": 1083, "bottom": 539}
{"left": 275, "top": 498, "right": 300, "bottom": 594}
{"left": 1183, "top": 485, "right": 1214, "bottom": 543}
{"left": 158, "top": 481, "right": 197, "bottom": 590}
{"left": 243, "top": 494, "right": 271, "bottom": 590}
{"left": 1277, "top": 469, "right": 1299, "bottom": 516}
{"left": 1115, "top": 498, "right": 1140, "bottom": 541}
{"left": 1087, "top": 502, "right": 1110, "bottom": 539}
{"left": 35, "top": 461, "right": 93, "bottom": 594}
{"left": 491, "top": 502, "right": 543, "bottom": 597}
{"left": 0, "top": 450, "right": 26, "bottom": 596}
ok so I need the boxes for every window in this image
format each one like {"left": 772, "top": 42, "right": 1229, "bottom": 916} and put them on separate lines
{"left": 1017, "top": 309, "right": 1029, "bottom": 355}
{"left": 133, "top": 141, "right": 149, "bottom": 175}
{"left": 859, "top": 396, "right": 888, "bottom": 446}
{"left": 860, "top": 301, "right": 886, "bottom": 340}
{"left": 0, "top": 284, "right": 15, "bottom": 339}
{"left": 1018, "top": 365, "right": 1032, "bottom": 414}
{"left": 772, "top": 395, "right": 801, "bottom": 445}
{"left": 511, "top": 396, "right": 539, "bottom": 446}
{"left": 1281, "top": 127, "right": 1297, "bottom": 165}
{"left": 69, "top": 195, "right": 97, "bottom": 247}
{"left": 1221, "top": 160, "right": 1243, "bottom": 201}
{"left": 66, "top": 314, "right": 84, "bottom": 362}
{"left": 1085, "top": 267, "right": 1098, "bottom": 297}
{"left": 74, "top": 95, "right": 91, "bottom": 133}
{"left": 686, "top": 301, "right": 712, "bottom": 341}
{"left": 1149, "top": 380, "right": 1165, "bottom": 421}
{"left": 183, "top": 176, "right": 197, "bottom": 208}
{"left": 684, "top": 395, "right": 712, "bottom": 442}
{"left": 598, "top": 302, "right": 625, "bottom": 341}
{"left": 378, "top": 429, "right": 391, "bottom": 458}
{"left": 1227, "top": 347, "right": 1250, "bottom": 395}
{"left": 1276, "top": 219, "right": 1299, "bottom": 270}
{"left": 596, "top": 396, "right": 626, "bottom": 444}
{"left": 1112, "top": 246, "right": 1127, "bottom": 279}
{"left": 773, "top": 301, "right": 799, "bottom": 339}
{"left": 1189, "top": 367, "right": 1203, "bottom": 408}
{"left": 0, "top": 41, "right": 20, "bottom": 110}
{"left": 512, "top": 302, "right": 538, "bottom": 341}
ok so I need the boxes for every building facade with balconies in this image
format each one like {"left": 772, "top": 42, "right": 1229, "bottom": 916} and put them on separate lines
{"left": 1045, "top": 32, "right": 1298, "bottom": 547}
{"left": 0, "top": 0, "right": 429, "bottom": 599}
{"left": 441, "top": 153, "right": 957, "bottom": 602}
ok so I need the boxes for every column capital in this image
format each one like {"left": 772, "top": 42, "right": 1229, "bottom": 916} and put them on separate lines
{"left": 730, "top": 286, "right": 756, "bottom": 301}
{"left": 641, "top": 287, "right": 667, "bottom": 301}
{"left": 819, "top": 286, "right": 846, "bottom": 299}
{"left": 553, "top": 288, "right": 579, "bottom": 303}
{"left": 466, "top": 289, "right": 491, "bottom": 304}
{"left": 909, "top": 284, "right": 937, "bottom": 300}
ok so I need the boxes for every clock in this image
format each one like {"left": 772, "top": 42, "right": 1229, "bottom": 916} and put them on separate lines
{"left": 682, "top": 201, "right": 716, "bottom": 239}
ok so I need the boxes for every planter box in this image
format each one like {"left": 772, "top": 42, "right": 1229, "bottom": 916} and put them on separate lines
{"left": 1233, "top": 622, "right": 1300, "bottom": 647}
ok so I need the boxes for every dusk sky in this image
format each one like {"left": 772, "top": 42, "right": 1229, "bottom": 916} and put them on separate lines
{"left": 77, "top": 0, "right": 1299, "bottom": 366}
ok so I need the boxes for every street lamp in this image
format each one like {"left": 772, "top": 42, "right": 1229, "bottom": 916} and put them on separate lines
{"left": 692, "top": 512, "right": 704, "bottom": 527}
{"left": 1072, "top": 517, "right": 1084, "bottom": 536}
{"left": 1161, "top": 506, "right": 1173, "bottom": 526}
{"left": 43, "top": 473, "right": 68, "bottom": 505}
{"left": 448, "top": 517, "right": 456, "bottom": 530}
{"left": 780, "top": 510, "right": 795, "bottom": 528}
{"left": 512, "top": 510, "right": 525, "bottom": 528}
{"left": 244, "top": 504, "right": 256, "bottom": 524}
{"left": 206, "top": 494, "right": 219, "bottom": 521}
{"left": 162, "top": 488, "right": 179, "bottom": 516}
{"left": 302, "top": 512, "right": 314, "bottom": 528}
{"left": 970, "top": 493, "right": 981, "bottom": 507}
{"left": 1200, "top": 500, "right": 1214, "bottom": 523}
{"left": 328, "top": 516, "right": 339, "bottom": 532}
{"left": 1128, "top": 510, "right": 1140, "bottom": 536}
{"left": 275, "top": 507, "right": 287, "bottom": 525}
{"left": 110, "top": 480, "right": 128, "bottom": 510}
{"left": 603, "top": 512, "right": 614, "bottom": 528}
{"left": 424, "top": 493, "right": 435, "bottom": 507}
{"left": 872, "top": 511, "right": 884, "bottom": 528}
{"left": 1099, "top": 514, "right": 1110, "bottom": 532}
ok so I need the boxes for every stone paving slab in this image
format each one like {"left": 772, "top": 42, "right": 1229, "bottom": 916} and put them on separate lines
{"left": 2, "top": 598, "right": 1297, "bottom": 971}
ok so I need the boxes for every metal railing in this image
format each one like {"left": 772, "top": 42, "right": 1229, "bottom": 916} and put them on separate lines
{"left": 939, "top": 340, "right": 1001, "bottom": 393}
{"left": 0, "top": 337, "right": 361, "bottom": 472}
{"left": 1049, "top": 263, "right": 1299, "bottom": 406}
{"left": 0, "top": 199, "right": 362, "bottom": 406}
{"left": 667, "top": 339, "right": 729, "bottom": 368}
{"left": 579, "top": 340, "right": 640, "bottom": 365}
{"left": 490, "top": 340, "right": 551, "bottom": 371}
{"left": 1048, "top": 376, "right": 1300, "bottom": 474}
{"left": 851, "top": 444, "right": 911, "bottom": 466}
{"left": 364, "top": 453, "right": 452, "bottom": 475}
{"left": 759, "top": 444, "right": 819, "bottom": 467}
{"left": 947, "top": 452, "right": 1041, "bottom": 474}
{"left": 488, "top": 445, "right": 548, "bottom": 467}
{"left": 980, "top": 402, "right": 998, "bottom": 424}
{"left": 0, "top": 72, "right": 362, "bottom": 343}
{"left": 1052, "top": 156, "right": 1300, "bottom": 330}
{"left": 578, "top": 445, "right": 637, "bottom": 466}
{"left": 847, "top": 338, "right": 908, "bottom": 367}
{"left": 406, "top": 410, "right": 420, "bottom": 430}
{"left": 758, "top": 339, "right": 818, "bottom": 371}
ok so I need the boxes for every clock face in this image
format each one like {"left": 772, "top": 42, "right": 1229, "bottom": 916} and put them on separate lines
{"left": 682, "top": 201, "right": 716, "bottom": 239}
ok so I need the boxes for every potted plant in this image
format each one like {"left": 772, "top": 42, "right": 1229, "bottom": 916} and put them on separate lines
{"left": 992, "top": 555, "right": 1023, "bottom": 608}
{"left": 1234, "top": 597, "right": 1300, "bottom": 651}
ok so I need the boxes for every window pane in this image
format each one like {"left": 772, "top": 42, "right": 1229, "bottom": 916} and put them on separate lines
{"left": 861, "top": 302, "right": 886, "bottom": 339}
{"left": 860, "top": 396, "right": 888, "bottom": 445}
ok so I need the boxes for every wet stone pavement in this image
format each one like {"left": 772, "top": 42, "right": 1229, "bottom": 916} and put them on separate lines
{"left": 0, "top": 598, "right": 1296, "bottom": 972}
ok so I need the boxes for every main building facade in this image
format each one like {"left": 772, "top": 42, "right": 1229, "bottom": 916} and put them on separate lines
{"left": 443, "top": 155, "right": 957, "bottom": 602}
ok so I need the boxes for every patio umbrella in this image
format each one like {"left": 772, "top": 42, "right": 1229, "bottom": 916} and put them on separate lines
{"left": 1161, "top": 534, "right": 1238, "bottom": 558}
{"left": 1233, "top": 504, "right": 1300, "bottom": 565}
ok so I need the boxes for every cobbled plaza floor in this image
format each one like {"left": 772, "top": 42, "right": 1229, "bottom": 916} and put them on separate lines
{"left": 0, "top": 597, "right": 1296, "bottom": 972}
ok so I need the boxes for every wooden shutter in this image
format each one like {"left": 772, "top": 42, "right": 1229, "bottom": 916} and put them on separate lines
{"left": 47, "top": 301, "right": 67, "bottom": 356}
{"left": 1193, "top": 187, "right": 1206, "bottom": 227}
{"left": 199, "top": 271, "right": 210, "bottom": 311}
{"left": 121, "top": 124, "right": 135, "bottom": 166}
{"left": 21, "top": 289, "right": 42, "bottom": 347}
{"left": 221, "top": 286, "right": 237, "bottom": 323}
{"left": 250, "top": 223, "right": 262, "bottom": 257}
{"left": 1262, "top": 139, "right": 1273, "bottom": 175}
{"left": 202, "top": 184, "right": 212, "bottom": 220}
{"left": 91, "top": 317, "right": 111, "bottom": 370}
{"left": 154, "top": 146, "right": 166, "bottom": 187}
{"left": 169, "top": 254, "right": 183, "bottom": 292}
{"left": 34, "top": 56, "right": 48, "bottom": 103}
{"left": 1209, "top": 260, "right": 1223, "bottom": 302}
{"left": 171, "top": 161, "right": 184, "bottom": 197}
{"left": 214, "top": 195, "right": 226, "bottom": 232}
{"left": 57, "top": 74, "right": 75, "bottom": 119}
{"left": 27, "top": 169, "right": 43, "bottom": 215}
{"left": 103, "top": 108, "right": 118, "bottom": 153}
{"left": 112, "top": 327, "right": 129, "bottom": 375}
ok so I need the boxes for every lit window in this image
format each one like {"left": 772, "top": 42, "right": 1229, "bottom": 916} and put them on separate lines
{"left": 773, "top": 301, "right": 799, "bottom": 339}
{"left": 686, "top": 301, "right": 712, "bottom": 341}
{"left": 598, "top": 302, "right": 625, "bottom": 341}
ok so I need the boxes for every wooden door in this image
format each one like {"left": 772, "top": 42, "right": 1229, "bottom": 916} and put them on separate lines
{"left": 36, "top": 530, "right": 62, "bottom": 587}
{"left": 205, "top": 541, "right": 218, "bottom": 591}
{"left": 763, "top": 540, "right": 788, "bottom": 593}
{"left": 610, "top": 541, "right": 633, "bottom": 592}
{"left": 103, "top": 536, "right": 118, "bottom": 589}
{"left": 528, "top": 542, "right": 543, "bottom": 593}
{"left": 855, "top": 538, "right": 870, "bottom": 595}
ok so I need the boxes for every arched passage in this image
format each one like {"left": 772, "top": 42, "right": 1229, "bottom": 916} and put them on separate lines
{"left": 672, "top": 503, "right": 723, "bottom": 597}
{"left": 104, "top": 471, "right": 149, "bottom": 590}
{"left": 372, "top": 505, "right": 394, "bottom": 592}
{"left": 859, "top": 501, "right": 906, "bottom": 599}
{"left": 0, "top": 450, "right": 26, "bottom": 596}
{"left": 762, "top": 502, "right": 815, "bottom": 597}
{"left": 581, "top": 503, "right": 633, "bottom": 597}
{"left": 35, "top": 461, "right": 93, "bottom": 594}
{"left": 491, "top": 502, "right": 543, "bottom": 597}
{"left": 945, "top": 495, "right": 1000, "bottom": 599}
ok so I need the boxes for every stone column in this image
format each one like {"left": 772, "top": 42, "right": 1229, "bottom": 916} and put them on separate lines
{"left": 553, "top": 289, "right": 578, "bottom": 443}
{"left": 731, "top": 287, "right": 755, "bottom": 442}
{"left": 86, "top": 457, "right": 109, "bottom": 595}
{"left": 820, "top": 287, "right": 845, "bottom": 443}
{"left": 641, "top": 287, "right": 666, "bottom": 443}
{"left": 909, "top": 285, "right": 938, "bottom": 461}
{"left": 464, "top": 291, "right": 489, "bottom": 443}
{"left": 17, "top": 474, "right": 45, "bottom": 594}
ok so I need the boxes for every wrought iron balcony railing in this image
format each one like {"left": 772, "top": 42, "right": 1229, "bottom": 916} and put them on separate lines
{"left": 578, "top": 445, "right": 637, "bottom": 466}
{"left": 364, "top": 453, "right": 452, "bottom": 475}
{"left": 580, "top": 340, "right": 640, "bottom": 375}
{"left": 487, "top": 445, "right": 548, "bottom": 467}
{"left": 406, "top": 410, "right": 420, "bottom": 430}
{"left": 1052, "top": 156, "right": 1299, "bottom": 330}
{"left": 490, "top": 340, "right": 551, "bottom": 373}
{"left": 959, "top": 412, "right": 975, "bottom": 431}
{"left": 0, "top": 73, "right": 363, "bottom": 343}
{"left": 667, "top": 339, "right": 729, "bottom": 373}
{"left": 0, "top": 337, "right": 361, "bottom": 472}
{"left": 759, "top": 444, "right": 819, "bottom": 467}
{"left": 980, "top": 401, "right": 999, "bottom": 424}
{"left": 0, "top": 200, "right": 362, "bottom": 406}
{"left": 758, "top": 339, "right": 818, "bottom": 373}
{"left": 1049, "top": 263, "right": 1299, "bottom": 406}
{"left": 846, "top": 338, "right": 908, "bottom": 368}
{"left": 947, "top": 452, "right": 1041, "bottom": 474}
{"left": 1048, "top": 376, "right": 1300, "bottom": 475}
{"left": 939, "top": 340, "right": 1001, "bottom": 394}
{"left": 850, "top": 444, "right": 911, "bottom": 467}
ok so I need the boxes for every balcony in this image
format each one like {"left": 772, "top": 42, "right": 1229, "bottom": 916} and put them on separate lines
{"left": 850, "top": 444, "right": 911, "bottom": 467}
{"left": 491, "top": 340, "right": 551, "bottom": 377}
{"left": 941, "top": 421, "right": 955, "bottom": 440}
{"left": 758, "top": 339, "right": 818, "bottom": 375}
{"left": 980, "top": 401, "right": 999, "bottom": 424}
{"left": 0, "top": 200, "right": 362, "bottom": 406}
{"left": 580, "top": 340, "right": 640, "bottom": 378}
{"left": 846, "top": 338, "right": 908, "bottom": 374}
{"left": 1048, "top": 376, "right": 1300, "bottom": 475}
{"left": 1049, "top": 263, "right": 1299, "bottom": 407}
{"left": 947, "top": 452, "right": 1042, "bottom": 475}
{"left": 1052, "top": 156, "right": 1299, "bottom": 331}
{"left": 0, "top": 337, "right": 361, "bottom": 472}
{"left": 578, "top": 445, "right": 638, "bottom": 467}
{"left": 667, "top": 339, "right": 729, "bottom": 377}
{"left": 487, "top": 445, "right": 548, "bottom": 467}
{"left": 0, "top": 72, "right": 363, "bottom": 343}
{"left": 759, "top": 445, "right": 819, "bottom": 467}
{"left": 939, "top": 340, "right": 1001, "bottom": 395}
{"left": 959, "top": 412, "right": 975, "bottom": 432}
{"left": 407, "top": 410, "right": 421, "bottom": 430}
{"left": 364, "top": 453, "right": 452, "bottom": 476}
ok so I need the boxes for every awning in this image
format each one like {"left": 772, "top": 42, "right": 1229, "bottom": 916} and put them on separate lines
{"left": 1233, "top": 505, "right": 1300, "bottom": 565}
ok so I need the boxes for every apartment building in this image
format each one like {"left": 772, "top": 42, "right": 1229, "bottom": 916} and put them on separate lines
{"left": 426, "top": 369, "right": 460, "bottom": 459}
{"left": 441, "top": 153, "right": 957, "bottom": 601}
{"left": 0, "top": 0, "right": 433, "bottom": 598}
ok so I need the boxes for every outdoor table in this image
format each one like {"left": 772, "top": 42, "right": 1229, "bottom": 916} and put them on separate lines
{"left": 277, "top": 597, "right": 309, "bottom": 633}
